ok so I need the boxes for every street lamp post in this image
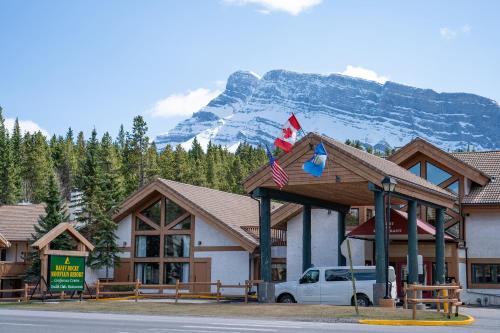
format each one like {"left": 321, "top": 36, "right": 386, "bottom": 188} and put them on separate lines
{"left": 382, "top": 176, "right": 397, "bottom": 299}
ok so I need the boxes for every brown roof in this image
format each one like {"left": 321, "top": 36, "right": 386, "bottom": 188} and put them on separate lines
{"left": 0, "top": 204, "right": 45, "bottom": 241}
{"left": 114, "top": 179, "right": 284, "bottom": 252}
{"left": 389, "top": 137, "right": 490, "bottom": 186}
{"left": 452, "top": 151, "right": 500, "bottom": 205}
{"left": 318, "top": 134, "right": 455, "bottom": 198}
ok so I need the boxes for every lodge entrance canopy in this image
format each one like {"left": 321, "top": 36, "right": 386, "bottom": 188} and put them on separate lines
{"left": 243, "top": 133, "right": 456, "bottom": 295}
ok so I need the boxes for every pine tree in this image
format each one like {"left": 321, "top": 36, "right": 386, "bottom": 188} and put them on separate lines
{"left": 22, "top": 131, "right": 52, "bottom": 203}
{"left": 158, "top": 144, "right": 175, "bottom": 180}
{"left": 128, "top": 116, "right": 149, "bottom": 188}
{"left": 0, "top": 108, "right": 15, "bottom": 204}
{"left": 10, "top": 119, "right": 23, "bottom": 203}
{"left": 25, "top": 174, "right": 72, "bottom": 281}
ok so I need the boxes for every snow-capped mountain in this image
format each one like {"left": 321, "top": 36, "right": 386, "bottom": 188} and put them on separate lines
{"left": 155, "top": 70, "right": 500, "bottom": 152}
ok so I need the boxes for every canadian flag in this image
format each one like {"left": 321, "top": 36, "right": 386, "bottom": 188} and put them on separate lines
{"left": 274, "top": 114, "right": 302, "bottom": 153}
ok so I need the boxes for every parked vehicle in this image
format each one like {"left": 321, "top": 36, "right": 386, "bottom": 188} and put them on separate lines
{"left": 275, "top": 266, "right": 397, "bottom": 306}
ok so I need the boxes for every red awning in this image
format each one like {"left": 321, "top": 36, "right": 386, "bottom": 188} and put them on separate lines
{"left": 347, "top": 209, "right": 454, "bottom": 241}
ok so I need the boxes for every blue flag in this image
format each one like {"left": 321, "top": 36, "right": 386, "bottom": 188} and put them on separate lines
{"left": 302, "top": 143, "right": 327, "bottom": 177}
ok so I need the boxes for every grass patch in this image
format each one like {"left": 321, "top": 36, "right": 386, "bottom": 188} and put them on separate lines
{"left": 0, "top": 301, "right": 468, "bottom": 322}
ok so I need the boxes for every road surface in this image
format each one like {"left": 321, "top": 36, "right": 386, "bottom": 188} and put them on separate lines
{"left": 0, "top": 307, "right": 498, "bottom": 333}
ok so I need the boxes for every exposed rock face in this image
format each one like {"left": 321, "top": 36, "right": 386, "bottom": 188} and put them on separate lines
{"left": 156, "top": 69, "right": 500, "bottom": 152}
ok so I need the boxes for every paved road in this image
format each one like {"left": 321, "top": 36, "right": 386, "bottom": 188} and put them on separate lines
{"left": 0, "top": 308, "right": 498, "bottom": 333}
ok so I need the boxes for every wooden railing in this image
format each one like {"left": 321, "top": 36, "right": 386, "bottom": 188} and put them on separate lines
{"left": 404, "top": 283, "right": 462, "bottom": 320}
{"left": 0, "top": 262, "right": 28, "bottom": 277}
{"left": 0, "top": 284, "right": 29, "bottom": 302}
{"left": 96, "top": 279, "right": 262, "bottom": 303}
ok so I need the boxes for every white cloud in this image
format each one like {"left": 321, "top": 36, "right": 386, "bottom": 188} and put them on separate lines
{"left": 149, "top": 88, "right": 222, "bottom": 118}
{"left": 4, "top": 118, "right": 48, "bottom": 136}
{"left": 440, "top": 24, "right": 471, "bottom": 40}
{"left": 440, "top": 27, "right": 457, "bottom": 40}
{"left": 223, "top": 0, "right": 322, "bottom": 15}
{"left": 340, "top": 65, "right": 389, "bottom": 84}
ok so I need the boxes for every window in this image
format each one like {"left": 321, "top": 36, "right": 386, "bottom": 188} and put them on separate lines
{"left": 446, "top": 222, "right": 460, "bottom": 238}
{"left": 366, "top": 209, "right": 373, "bottom": 221}
{"left": 426, "top": 207, "right": 436, "bottom": 225}
{"left": 346, "top": 208, "right": 359, "bottom": 226}
{"left": 300, "top": 269, "right": 319, "bottom": 284}
{"left": 408, "top": 162, "right": 421, "bottom": 177}
{"left": 354, "top": 270, "right": 377, "bottom": 281}
{"left": 272, "top": 263, "right": 286, "bottom": 282}
{"left": 0, "top": 248, "right": 6, "bottom": 261}
{"left": 165, "top": 235, "right": 191, "bottom": 258}
{"left": 171, "top": 216, "right": 191, "bottom": 230}
{"left": 140, "top": 201, "right": 161, "bottom": 226}
{"left": 135, "top": 235, "right": 160, "bottom": 257}
{"left": 426, "top": 162, "right": 452, "bottom": 185}
{"left": 164, "top": 262, "right": 190, "bottom": 284}
{"left": 325, "top": 269, "right": 350, "bottom": 282}
{"left": 135, "top": 217, "right": 155, "bottom": 231}
{"left": 135, "top": 263, "right": 159, "bottom": 284}
{"left": 165, "top": 199, "right": 186, "bottom": 225}
{"left": 471, "top": 264, "right": 500, "bottom": 284}
{"left": 446, "top": 181, "right": 459, "bottom": 194}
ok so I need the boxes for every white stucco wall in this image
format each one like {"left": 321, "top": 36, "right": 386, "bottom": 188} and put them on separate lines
{"left": 460, "top": 212, "right": 500, "bottom": 305}
{"left": 116, "top": 214, "right": 132, "bottom": 248}
{"left": 465, "top": 212, "right": 500, "bottom": 258}
{"left": 286, "top": 209, "right": 365, "bottom": 281}
{"left": 194, "top": 216, "right": 239, "bottom": 247}
{"left": 194, "top": 216, "right": 249, "bottom": 294}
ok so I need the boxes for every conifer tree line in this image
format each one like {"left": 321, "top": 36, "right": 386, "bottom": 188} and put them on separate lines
{"left": 1, "top": 107, "right": 267, "bottom": 279}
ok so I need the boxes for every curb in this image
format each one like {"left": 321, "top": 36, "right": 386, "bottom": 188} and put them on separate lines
{"left": 359, "top": 315, "right": 475, "bottom": 326}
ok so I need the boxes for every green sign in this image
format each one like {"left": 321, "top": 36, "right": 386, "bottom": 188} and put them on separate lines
{"left": 48, "top": 255, "right": 85, "bottom": 291}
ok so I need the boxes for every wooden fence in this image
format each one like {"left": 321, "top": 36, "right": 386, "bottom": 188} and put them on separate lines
{"left": 0, "top": 284, "right": 29, "bottom": 302}
{"left": 96, "top": 279, "right": 262, "bottom": 303}
{"left": 404, "top": 283, "right": 462, "bottom": 320}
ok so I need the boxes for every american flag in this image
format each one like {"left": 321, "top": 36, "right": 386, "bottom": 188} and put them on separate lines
{"left": 266, "top": 146, "right": 288, "bottom": 189}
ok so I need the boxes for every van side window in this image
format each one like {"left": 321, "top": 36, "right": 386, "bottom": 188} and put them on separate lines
{"left": 354, "top": 270, "right": 377, "bottom": 281}
{"left": 300, "top": 270, "right": 319, "bottom": 284}
{"left": 325, "top": 269, "right": 350, "bottom": 282}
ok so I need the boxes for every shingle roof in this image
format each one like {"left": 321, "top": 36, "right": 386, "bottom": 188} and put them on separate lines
{"left": 319, "top": 134, "right": 456, "bottom": 199}
{"left": 157, "top": 179, "right": 283, "bottom": 247}
{"left": 452, "top": 151, "right": 500, "bottom": 205}
{"left": 0, "top": 204, "right": 45, "bottom": 241}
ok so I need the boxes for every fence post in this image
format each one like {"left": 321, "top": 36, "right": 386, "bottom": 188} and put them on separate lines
{"left": 216, "top": 280, "right": 221, "bottom": 303}
{"left": 244, "top": 281, "right": 249, "bottom": 304}
{"left": 175, "top": 279, "right": 180, "bottom": 304}
{"left": 96, "top": 280, "right": 100, "bottom": 300}
{"left": 412, "top": 284, "right": 417, "bottom": 320}
{"left": 24, "top": 284, "right": 29, "bottom": 303}
{"left": 135, "top": 279, "right": 140, "bottom": 302}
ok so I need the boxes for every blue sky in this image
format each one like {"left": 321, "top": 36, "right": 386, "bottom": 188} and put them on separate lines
{"left": 1, "top": 0, "right": 499, "bottom": 138}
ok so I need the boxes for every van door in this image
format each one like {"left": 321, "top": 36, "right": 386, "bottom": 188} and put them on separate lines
{"left": 321, "top": 269, "right": 351, "bottom": 305}
{"left": 296, "top": 269, "right": 321, "bottom": 303}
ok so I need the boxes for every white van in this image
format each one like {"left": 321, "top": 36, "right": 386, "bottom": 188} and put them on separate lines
{"left": 274, "top": 266, "right": 397, "bottom": 306}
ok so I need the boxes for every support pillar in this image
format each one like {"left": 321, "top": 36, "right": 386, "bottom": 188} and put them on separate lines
{"left": 259, "top": 195, "right": 272, "bottom": 282}
{"left": 374, "top": 190, "right": 386, "bottom": 283}
{"left": 435, "top": 208, "right": 446, "bottom": 284}
{"left": 407, "top": 200, "right": 418, "bottom": 284}
{"left": 302, "top": 204, "right": 312, "bottom": 272}
{"left": 373, "top": 190, "right": 386, "bottom": 305}
{"left": 338, "top": 210, "right": 346, "bottom": 266}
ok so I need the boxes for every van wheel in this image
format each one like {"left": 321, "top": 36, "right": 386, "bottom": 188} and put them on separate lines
{"left": 278, "top": 294, "right": 295, "bottom": 303}
{"left": 352, "top": 294, "right": 370, "bottom": 307}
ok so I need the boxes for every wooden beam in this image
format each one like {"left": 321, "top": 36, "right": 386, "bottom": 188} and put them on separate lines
{"left": 252, "top": 187, "right": 350, "bottom": 213}
{"left": 45, "top": 249, "right": 90, "bottom": 257}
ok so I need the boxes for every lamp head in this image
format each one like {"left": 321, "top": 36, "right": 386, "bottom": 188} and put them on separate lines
{"left": 382, "top": 176, "right": 397, "bottom": 193}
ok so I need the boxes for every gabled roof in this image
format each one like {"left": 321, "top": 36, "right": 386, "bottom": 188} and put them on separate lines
{"left": 0, "top": 204, "right": 46, "bottom": 241}
{"left": 32, "top": 222, "right": 94, "bottom": 251}
{"left": 244, "top": 133, "right": 456, "bottom": 208}
{"left": 114, "top": 179, "right": 266, "bottom": 252}
{"left": 271, "top": 203, "right": 302, "bottom": 228}
{"left": 388, "top": 137, "right": 490, "bottom": 186}
{"left": 0, "top": 233, "right": 10, "bottom": 248}
{"left": 452, "top": 151, "right": 500, "bottom": 205}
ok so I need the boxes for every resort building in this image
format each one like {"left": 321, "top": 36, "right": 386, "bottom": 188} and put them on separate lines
{"left": 109, "top": 179, "right": 286, "bottom": 292}
{"left": 0, "top": 204, "right": 45, "bottom": 291}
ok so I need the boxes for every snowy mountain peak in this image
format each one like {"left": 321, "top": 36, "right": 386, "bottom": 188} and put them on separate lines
{"left": 156, "top": 69, "right": 500, "bottom": 152}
